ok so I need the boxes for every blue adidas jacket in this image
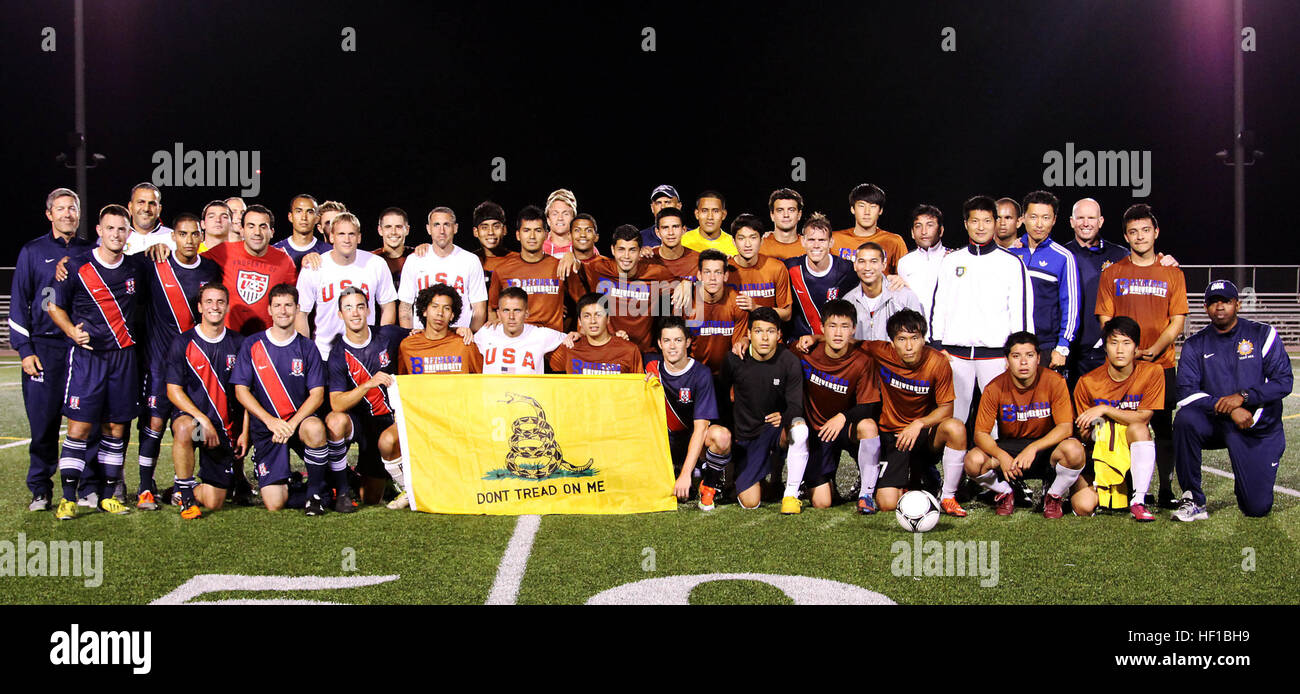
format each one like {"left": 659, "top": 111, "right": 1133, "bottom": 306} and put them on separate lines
{"left": 1008, "top": 235, "right": 1081, "bottom": 351}
{"left": 1177, "top": 317, "right": 1293, "bottom": 433}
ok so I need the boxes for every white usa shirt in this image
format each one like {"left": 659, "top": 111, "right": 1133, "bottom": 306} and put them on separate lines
{"left": 397, "top": 245, "right": 487, "bottom": 329}
{"left": 297, "top": 249, "right": 398, "bottom": 358}
{"left": 472, "top": 323, "right": 566, "bottom": 374}
{"left": 122, "top": 227, "right": 176, "bottom": 255}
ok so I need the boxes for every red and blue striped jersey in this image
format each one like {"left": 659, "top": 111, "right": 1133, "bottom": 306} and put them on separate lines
{"left": 52, "top": 249, "right": 147, "bottom": 351}
{"left": 165, "top": 327, "right": 244, "bottom": 445}
{"left": 326, "top": 325, "right": 406, "bottom": 418}
{"left": 145, "top": 254, "right": 221, "bottom": 364}
{"left": 784, "top": 255, "right": 858, "bottom": 338}
{"left": 646, "top": 358, "right": 718, "bottom": 434}
{"left": 229, "top": 330, "right": 325, "bottom": 423}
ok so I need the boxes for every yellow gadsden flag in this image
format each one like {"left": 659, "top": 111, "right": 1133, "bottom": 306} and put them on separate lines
{"left": 390, "top": 374, "right": 676, "bottom": 515}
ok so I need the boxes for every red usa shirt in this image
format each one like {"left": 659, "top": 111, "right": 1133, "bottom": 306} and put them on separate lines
{"left": 202, "top": 242, "right": 297, "bottom": 336}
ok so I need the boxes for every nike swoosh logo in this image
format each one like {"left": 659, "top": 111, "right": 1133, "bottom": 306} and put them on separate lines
{"left": 255, "top": 363, "right": 268, "bottom": 370}
{"left": 45, "top": 259, "right": 56, "bottom": 263}
{"left": 1203, "top": 353, "right": 1214, "bottom": 358}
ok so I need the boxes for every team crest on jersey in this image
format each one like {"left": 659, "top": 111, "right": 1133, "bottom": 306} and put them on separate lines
{"left": 826, "top": 288, "right": 840, "bottom": 300}
{"left": 291, "top": 358, "right": 304, "bottom": 376}
{"left": 226, "top": 354, "right": 237, "bottom": 369}
{"left": 378, "top": 351, "right": 391, "bottom": 368}
{"left": 1101, "top": 260, "right": 1114, "bottom": 272}
{"left": 955, "top": 266, "right": 966, "bottom": 277}
{"left": 236, "top": 270, "right": 270, "bottom": 304}
{"left": 68, "top": 396, "right": 80, "bottom": 410}
{"left": 679, "top": 388, "right": 692, "bottom": 403}
{"left": 1237, "top": 339, "right": 1254, "bottom": 358}
{"left": 125, "top": 278, "right": 136, "bottom": 294}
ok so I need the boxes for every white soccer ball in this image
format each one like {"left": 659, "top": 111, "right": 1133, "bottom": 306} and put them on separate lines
{"left": 895, "top": 490, "right": 941, "bottom": 533}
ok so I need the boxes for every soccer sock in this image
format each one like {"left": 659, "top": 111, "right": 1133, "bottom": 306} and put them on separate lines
{"left": 176, "top": 476, "right": 196, "bottom": 505}
{"left": 940, "top": 446, "right": 966, "bottom": 500}
{"left": 974, "top": 469, "right": 1012, "bottom": 496}
{"left": 857, "top": 437, "right": 881, "bottom": 499}
{"left": 783, "top": 423, "right": 809, "bottom": 497}
{"left": 327, "top": 439, "right": 350, "bottom": 500}
{"left": 138, "top": 426, "right": 163, "bottom": 492}
{"left": 1048, "top": 464, "right": 1083, "bottom": 498}
{"left": 58, "top": 437, "right": 89, "bottom": 502}
{"left": 98, "top": 435, "right": 126, "bottom": 500}
{"left": 382, "top": 456, "right": 405, "bottom": 491}
{"left": 1130, "top": 441, "right": 1156, "bottom": 506}
{"left": 304, "top": 445, "right": 330, "bottom": 499}
{"left": 701, "top": 448, "right": 728, "bottom": 489}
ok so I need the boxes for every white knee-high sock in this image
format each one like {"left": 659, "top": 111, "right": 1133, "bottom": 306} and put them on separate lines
{"left": 784, "top": 423, "right": 810, "bottom": 497}
{"left": 857, "top": 437, "right": 881, "bottom": 498}
{"left": 940, "top": 446, "right": 966, "bottom": 499}
{"left": 1130, "top": 441, "right": 1156, "bottom": 506}
{"left": 1048, "top": 464, "right": 1082, "bottom": 497}
{"left": 974, "top": 469, "right": 1012, "bottom": 495}
{"left": 382, "top": 456, "right": 405, "bottom": 491}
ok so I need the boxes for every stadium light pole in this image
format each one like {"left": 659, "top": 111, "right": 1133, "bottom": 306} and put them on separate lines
{"left": 1233, "top": 0, "right": 1245, "bottom": 289}
{"left": 74, "top": 0, "right": 88, "bottom": 240}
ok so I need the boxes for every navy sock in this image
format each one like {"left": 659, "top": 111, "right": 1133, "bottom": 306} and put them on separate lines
{"left": 138, "top": 426, "right": 163, "bottom": 492}
{"left": 58, "top": 437, "right": 89, "bottom": 502}
{"left": 176, "top": 477, "right": 196, "bottom": 505}
{"left": 98, "top": 435, "right": 126, "bottom": 500}
{"left": 702, "top": 448, "right": 729, "bottom": 488}
{"left": 304, "top": 445, "right": 329, "bottom": 499}
{"left": 327, "top": 439, "right": 350, "bottom": 500}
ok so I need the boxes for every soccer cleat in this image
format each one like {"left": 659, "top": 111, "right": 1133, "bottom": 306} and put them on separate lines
{"left": 698, "top": 484, "right": 717, "bottom": 511}
{"left": 99, "top": 497, "right": 131, "bottom": 515}
{"left": 333, "top": 492, "right": 357, "bottom": 514}
{"left": 781, "top": 496, "right": 802, "bottom": 515}
{"left": 136, "top": 490, "right": 158, "bottom": 511}
{"left": 304, "top": 495, "right": 327, "bottom": 517}
{"left": 1043, "top": 493, "right": 1064, "bottom": 519}
{"left": 180, "top": 501, "right": 202, "bottom": 520}
{"left": 55, "top": 499, "right": 77, "bottom": 520}
{"left": 1129, "top": 503, "right": 1155, "bottom": 522}
{"left": 994, "top": 491, "right": 1016, "bottom": 516}
{"left": 112, "top": 480, "right": 127, "bottom": 504}
{"left": 857, "top": 495, "right": 877, "bottom": 515}
{"left": 1157, "top": 489, "right": 1180, "bottom": 511}
{"left": 170, "top": 489, "right": 183, "bottom": 506}
{"left": 940, "top": 497, "right": 967, "bottom": 517}
{"left": 1171, "top": 498, "right": 1208, "bottom": 522}
{"left": 29, "top": 495, "right": 50, "bottom": 512}
{"left": 386, "top": 491, "right": 409, "bottom": 510}
{"left": 77, "top": 492, "right": 99, "bottom": 509}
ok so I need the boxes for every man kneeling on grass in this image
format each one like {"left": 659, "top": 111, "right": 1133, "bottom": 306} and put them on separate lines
{"left": 964, "top": 331, "right": 1088, "bottom": 518}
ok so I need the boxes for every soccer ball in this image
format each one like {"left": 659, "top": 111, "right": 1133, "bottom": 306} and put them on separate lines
{"left": 895, "top": 490, "right": 941, "bottom": 533}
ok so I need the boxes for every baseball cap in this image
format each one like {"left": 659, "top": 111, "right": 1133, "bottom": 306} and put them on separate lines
{"left": 1204, "top": 279, "right": 1239, "bottom": 303}
{"left": 650, "top": 184, "right": 679, "bottom": 202}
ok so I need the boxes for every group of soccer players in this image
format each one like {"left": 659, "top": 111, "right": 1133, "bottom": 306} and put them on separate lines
{"left": 11, "top": 181, "right": 1291, "bottom": 522}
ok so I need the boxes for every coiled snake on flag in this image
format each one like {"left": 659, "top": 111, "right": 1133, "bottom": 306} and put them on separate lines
{"left": 500, "top": 393, "right": 594, "bottom": 479}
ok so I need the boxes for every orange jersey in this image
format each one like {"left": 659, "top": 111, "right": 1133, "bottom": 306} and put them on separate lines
{"left": 1073, "top": 360, "right": 1166, "bottom": 415}
{"left": 649, "top": 247, "right": 700, "bottom": 282}
{"left": 799, "top": 343, "right": 879, "bottom": 429}
{"left": 478, "top": 249, "right": 511, "bottom": 291}
{"left": 398, "top": 333, "right": 482, "bottom": 375}
{"left": 759, "top": 235, "right": 804, "bottom": 261}
{"left": 727, "top": 254, "right": 792, "bottom": 312}
{"left": 975, "top": 367, "right": 1073, "bottom": 440}
{"left": 860, "top": 340, "right": 954, "bottom": 434}
{"left": 548, "top": 336, "right": 643, "bottom": 375}
{"left": 1095, "top": 257, "right": 1188, "bottom": 368}
{"left": 687, "top": 288, "right": 749, "bottom": 374}
{"left": 831, "top": 229, "right": 908, "bottom": 275}
{"left": 571, "top": 257, "right": 679, "bottom": 352}
{"left": 487, "top": 252, "right": 566, "bottom": 332}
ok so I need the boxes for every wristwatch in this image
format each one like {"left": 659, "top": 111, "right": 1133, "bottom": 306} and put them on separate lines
{"left": 1054, "top": 346, "right": 1069, "bottom": 357}
{"left": 1238, "top": 390, "right": 1250, "bottom": 406}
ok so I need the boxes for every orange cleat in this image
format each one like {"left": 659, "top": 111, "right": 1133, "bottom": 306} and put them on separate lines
{"left": 940, "top": 497, "right": 967, "bottom": 517}
{"left": 698, "top": 484, "right": 717, "bottom": 511}
{"left": 180, "top": 501, "right": 202, "bottom": 520}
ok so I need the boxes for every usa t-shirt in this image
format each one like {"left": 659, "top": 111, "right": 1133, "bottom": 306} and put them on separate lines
{"left": 297, "top": 250, "right": 399, "bottom": 358}
{"left": 396, "top": 245, "right": 487, "bottom": 329}
{"left": 473, "top": 323, "right": 566, "bottom": 374}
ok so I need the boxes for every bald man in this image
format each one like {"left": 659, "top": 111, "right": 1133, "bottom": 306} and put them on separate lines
{"left": 1063, "top": 198, "right": 1128, "bottom": 388}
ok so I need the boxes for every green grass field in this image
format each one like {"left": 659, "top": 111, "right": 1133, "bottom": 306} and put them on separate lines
{"left": 1, "top": 362, "right": 1297, "bottom": 605}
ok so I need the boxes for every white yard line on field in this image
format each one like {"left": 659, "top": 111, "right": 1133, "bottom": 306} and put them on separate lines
{"left": 485, "top": 514, "right": 541, "bottom": 605}
{"left": 1203, "top": 466, "right": 1300, "bottom": 498}
{"left": 0, "top": 438, "right": 31, "bottom": 449}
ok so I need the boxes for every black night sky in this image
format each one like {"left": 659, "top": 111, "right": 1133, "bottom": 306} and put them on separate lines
{"left": 2, "top": 0, "right": 1297, "bottom": 267}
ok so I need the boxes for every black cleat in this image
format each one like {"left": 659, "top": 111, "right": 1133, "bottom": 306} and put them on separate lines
{"left": 304, "top": 495, "right": 328, "bottom": 516}
{"left": 333, "top": 492, "right": 357, "bottom": 514}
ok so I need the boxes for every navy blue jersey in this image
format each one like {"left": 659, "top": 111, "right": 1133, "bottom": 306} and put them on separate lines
{"left": 229, "top": 330, "right": 325, "bottom": 424}
{"left": 52, "top": 249, "right": 148, "bottom": 351}
{"left": 273, "top": 236, "right": 333, "bottom": 271}
{"left": 1177, "top": 318, "right": 1293, "bottom": 432}
{"left": 646, "top": 358, "right": 718, "bottom": 433}
{"left": 9, "top": 232, "right": 93, "bottom": 358}
{"left": 1063, "top": 238, "right": 1129, "bottom": 352}
{"left": 165, "top": 327, "right": 245, "bottom": 445}
{"left": 144, "top": 254, "right": 221, "bottom": 364}
{"left": 326, "top": 325, "right": 406, "bottom": 418}
{"left": 784, "top": 255, "right": 858, "bottom": 338}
